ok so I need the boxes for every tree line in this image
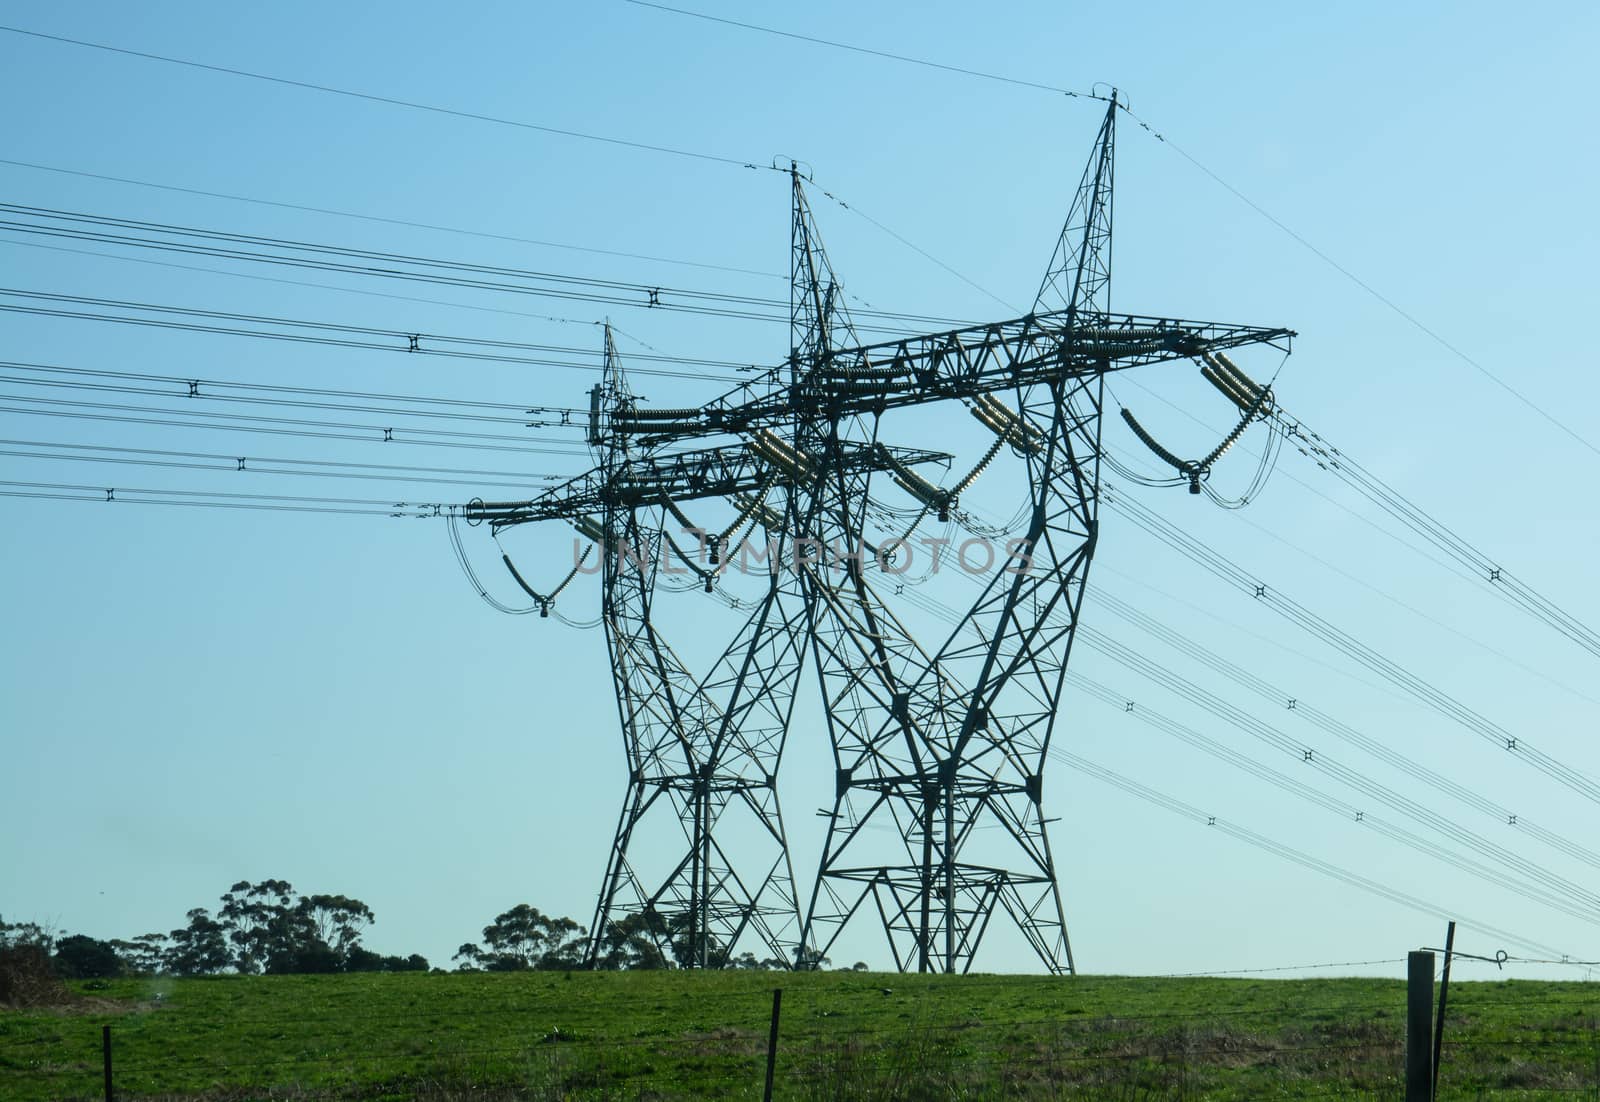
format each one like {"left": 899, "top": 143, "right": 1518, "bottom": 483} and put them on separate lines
{"left": 1, "top": 883, "right": 817, "bottom": 979}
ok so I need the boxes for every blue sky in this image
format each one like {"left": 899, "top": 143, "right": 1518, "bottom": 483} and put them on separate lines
{"left": 2, "top": 1, "right": 1598, "bottom": 978}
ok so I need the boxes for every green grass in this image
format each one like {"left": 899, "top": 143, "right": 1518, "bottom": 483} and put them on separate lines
{"left": 2, "top": 970, "right": 1597, "bottom": 1100}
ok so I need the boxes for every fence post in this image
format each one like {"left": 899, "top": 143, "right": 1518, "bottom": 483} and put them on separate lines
{"left": 102, "top": 1023, "right": 113, "bottom": 1102}
{"left": 1432, "top": 920, "right": 1456, "bottom": 1099}
{"left": 763, "top": 987, "right": 783, "bottom": 1102}
{"left": 1407, "top": 950, "right": 1435, "bottom": 1102}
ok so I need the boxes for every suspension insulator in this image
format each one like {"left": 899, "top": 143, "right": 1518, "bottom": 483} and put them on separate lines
{"left": 1200, "top": 364, "right": 1258, "bottom": 414}
{"left": 1213, "top": 351, "right": 1264, "bottom": 397}
{"left": 732, "top": 493, "right": 784, "bottom": 531}
{"left": 572, "top": 515, "right": 606, "bottom": 543}
{"left": 1120, "top": 407, "right": 1191, "bottom": 476}
{"left": 891, "top": 466, "right": 951, "bottom": 513}
{"left": 970, "top": 394, "right": 1045, "bottom": 456}
{"left": 747, "top": 429, "right": 814, "bottom": 480}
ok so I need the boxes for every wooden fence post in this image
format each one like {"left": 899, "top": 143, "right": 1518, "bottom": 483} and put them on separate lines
{"left": 1407, "top": 950, "right": 1435, "bottom": 1102}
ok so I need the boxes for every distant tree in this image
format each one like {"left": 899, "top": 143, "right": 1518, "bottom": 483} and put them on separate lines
{"left": 165, "top": 909, "right": 230, "bottom": 976}
{"left": 298, "top": 895, "right": 374, "bottom": 957}
{"left": 219, "top": 880, "right": 296, "bottom": 974}
{"left": 52, "top": 934, "right": 124, "bottom": 979}
{"left": 130, "top": 933, "right": 171, "bottom": 975}
{"left": 0, "top": 916, "right": 55, "bottom": 953}
{"left": 590, "top": 913, "right": 669, "bottom": 971}
{"left": 216, "top": 881, "right": 377, "bottom": 974}
{"left": 727, "top": 951, "right": 787, "bottom": 971}
{"left": 346, "top": 947, "right": 428, "bottom": 973}
{"left": 259, "top": 903, "right": 332, "bottom": 975}
{"left": 793, "top": 947, "right": 831, "bottom": 971}
{"left": 455, "top": 905, "right": 586, "bottom": 971}
{"left": 849, "top": 961, "right": 870, "bottom": 972}
{"left": 110, "top": 934, "right": 169, "bottom": 976}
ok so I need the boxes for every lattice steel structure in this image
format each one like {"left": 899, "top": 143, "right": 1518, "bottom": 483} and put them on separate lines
{"left": 462, "top": 93, "right": 1294, "bottom": 972}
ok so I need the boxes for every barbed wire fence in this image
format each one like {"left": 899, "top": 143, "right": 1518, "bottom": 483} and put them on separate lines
{"left": 1, "top": 952, "right": 1596, "bottom": 1101}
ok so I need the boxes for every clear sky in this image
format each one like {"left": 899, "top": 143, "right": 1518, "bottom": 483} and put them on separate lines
{"left": 2, "top": 0, "right": 1598, "bottom": 980}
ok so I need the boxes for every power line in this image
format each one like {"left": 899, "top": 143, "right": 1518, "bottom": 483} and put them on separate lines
{"left": 0, "top": 398, "right": 590, "bottom": 458}
{"left": 0, "top": 234, "right": 744, "bottom": 341}
{"left": 0, "top": 369, "right": 546, "bottom": 428}
{"left": 1105, "top": 482, "right": 1600, "bottom": 807}
{"left": 0, "top": 358, "right": 576, "bottom": 417}
{"left": 0, "top": 477, "right": 455, "bottom": 518}
{"left": 1054, "top": 747, "right": 1568, "bottom": 961}
{"left": 1074, "top": 634, "right": 1600, "bottom": 919}
{"left": 1270, "top": 405, "right": 1600, "bottom": 662}
{"left": 0, "top": 202, "right": 974, "bottom": 332}
{"left": 1093, "top": 588, "right": 1600, "bottom": 873}
{"left": 0, "top": 288, "right": 751, "bottom": 382}
{"left": 0, "top": 157, "right": 781, "bottom": 279}
{"left": 0, "top": 439, "right": 558, "bottom": 492}
{"left": 621, "top": 1, "right": 1104, "bottom": 100}
{"left": 0, "top": 24, "right": 760, "bottom": 170}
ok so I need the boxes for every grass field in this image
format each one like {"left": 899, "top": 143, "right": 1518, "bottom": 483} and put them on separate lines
{"left": 2, "top": 969, "right": 1597, "bottom": 1100}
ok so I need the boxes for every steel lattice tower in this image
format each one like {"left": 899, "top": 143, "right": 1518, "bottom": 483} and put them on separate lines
{"left": 583, "top": 329, "right": 807, "bottom": 968}
{"left": 460, "top": 93, "right": 1294, "bottom": 972}
{"left": 788, "top": 99, "right": 1115, "bottom": 973}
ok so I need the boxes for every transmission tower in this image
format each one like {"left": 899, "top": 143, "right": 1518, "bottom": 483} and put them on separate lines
{"left": 463, "top": 93, "right": 1293, "bottom": 972}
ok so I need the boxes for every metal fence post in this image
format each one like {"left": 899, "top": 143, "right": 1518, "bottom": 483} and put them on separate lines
{"left": 1432, "top": 921, "right": 1456, "bottom": 1099}
{"left": 1407, "top": 950, "right": 1435, "bottom": 1102}
{"left": 763, "top": 987, "right": 783, "bottom": 1102}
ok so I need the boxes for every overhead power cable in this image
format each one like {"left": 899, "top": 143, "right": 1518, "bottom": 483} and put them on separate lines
{"left": 1068, "top": 671, "right": 1600, "bottom": 928}
{"left": 0, "top": 368, "right": 544, "bottom": 428}
{"left": 1053, "top": 748, "right": 1568, "bottom": 961}
{"left": 0, "top": 234, "right": 748, "bottom": 341}
{"left": 0, "top": 157, "right": 781, "bottom": 278}
{"left": 0, "top": 439, "right": 556, "bottom": 492}
{"left": 0, "top": 203, "right": 971, "bottom": 333}
{"left": 1078, "top": 626, "right": 1600, "bottom": 916}
{"left": 0, "top": 288, "right": 752, "bottom": 382}
{"left": 0, "top": 24, "right": 762, "bottom": 170}
{"left": 1104, "top": 480, "right": 1600, "bottom": 807}
{"left": 1270, "top": 405, "right": 1600, "bottom": 662}
{"left": 0, "top": 359, "right": 579, "bottom": 418}
{"left": 621, "top": 1, "right": 1104, "bottom": 100}
{"left": 0, "top": 396, "right": 590, "bottom": 458}
{"left": 0, "top": 477, "right": 454, "bottom": 519}
{"left": 1093, "top": 587, "right": 1600, "bottom": 873}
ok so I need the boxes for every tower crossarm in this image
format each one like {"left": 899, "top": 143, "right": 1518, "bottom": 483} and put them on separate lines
{"left": 465, "top": 441, "right": 951, "bottom": 531}
{"left": 612, "top": 313, "right": 1295, "bottom": 443}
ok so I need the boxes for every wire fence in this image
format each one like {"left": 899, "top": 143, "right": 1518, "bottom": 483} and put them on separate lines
{"left": 1, "top": 967, "right": 1596, "bottom": 1101}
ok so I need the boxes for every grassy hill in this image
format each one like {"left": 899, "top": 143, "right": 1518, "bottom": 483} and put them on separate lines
{"left": 2, "top": 969, "right": 1596, "bottom": 1099}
